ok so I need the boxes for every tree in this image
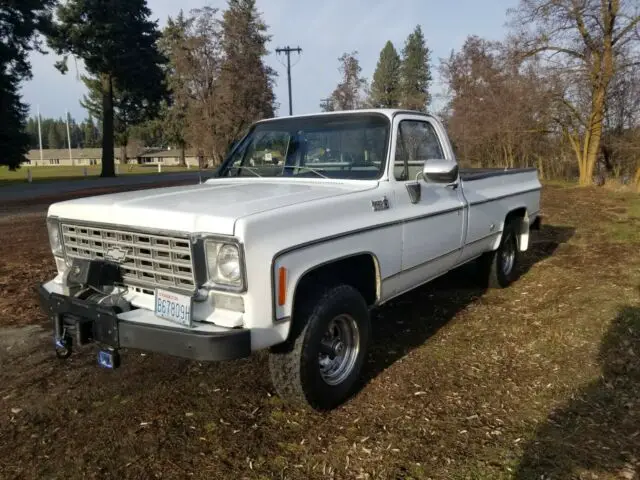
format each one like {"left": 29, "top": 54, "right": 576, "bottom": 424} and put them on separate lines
{"left": 214, "top": 0, "right": 276, "bottom": 163}
{"left": 441, "top": 36, "right": 554, "bottom": 171}
{"left": 509, "top": 0, "right": 640, "bottom": 185}
{"left": 370, "top": 41, "right": 401, "bottom": 108}
{"left": 157, "top": 10, "right": 192, "bottom": 166}
{"left": 25, "top": 117, "right": 39, "bottom": 149}
{"left": 47, "top": 121, "right": 63, "bottom": 148}
{"left": 165, "top": 6, "right": 223, "bottom": 164}
{"left": 82, "top": 116, "right": 100, "bottom": 147}
{"left": 400, "top": 25, "right": 432, "bottom": 112}
{"left": 48, "top": 0, "right": 167, "bottom": 177}
{"left": 326, "top": 51, "right": 368, "bottom": 111}
{"left": 0, "top": 0, "right": 54, "bottom": 170}
{"left": 80, "top": 73, "right": 162, "bottom": 163}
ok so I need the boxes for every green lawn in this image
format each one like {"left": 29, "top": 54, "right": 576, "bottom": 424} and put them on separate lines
{"left": 0, "top": 164, "right": 195, "bottom": 186}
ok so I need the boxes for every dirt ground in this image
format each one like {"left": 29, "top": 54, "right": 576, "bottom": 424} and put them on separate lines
{"left": 0, "top": 185, "right": 639, "bottom": 480}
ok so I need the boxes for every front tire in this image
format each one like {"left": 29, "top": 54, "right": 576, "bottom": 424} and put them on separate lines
{"left": 477, "top": 218, "right": 520, "bottom": 288}
{"left": 268, "top": 284, "right": 370, "bottom": 410}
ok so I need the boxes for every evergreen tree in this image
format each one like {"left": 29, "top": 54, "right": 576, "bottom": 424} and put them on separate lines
{"left": 400, "top": 25, "right": 432, "bottom": 112}
{"left": 48, "top": 0, "right": 167, "bottom": 176}
{"left": 370, "top": 41, "right": 401, "bottom": 108}
{"left": 82, "top": 116, "right": 99, "bottom": 147}
{"left": 70, "top": 118, "right": 83, "bottom": 148}
{"left": 0, "top": 0, "right": 54, "bottom": 169}
{"left": 47, "top": 122, "right": 63, "bottom": 148}
{"left": 26, "top": 117, "right": 39, "bottom": 149}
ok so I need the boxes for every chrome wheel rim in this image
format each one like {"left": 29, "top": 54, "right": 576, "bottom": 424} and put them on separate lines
{"left": 318, "top": 314, "right": 360, "bottom": 386}
{"left": 501, "top": 233, "right": 516, "bottom": 275}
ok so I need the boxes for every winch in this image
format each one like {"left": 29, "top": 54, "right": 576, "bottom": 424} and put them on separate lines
{"left": 53, "top": 257, "right": 131, "bottom": 367}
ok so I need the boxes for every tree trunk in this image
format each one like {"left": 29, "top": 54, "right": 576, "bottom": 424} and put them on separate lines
{"left": 580, "top": 86, "right": 606, "bottom": 186}
{"left": 179, "top": 144, "right": 186, "bottom": 167}
{"left": 120, "top": 144, "right": 127, "bottom": 167}
{"left": 634, "top": 166, "right": 640, "bottom": 191}
{"left": 101, "top": 73, "right": 115, "bottom": 177}
{"left": 536, "top": 154, "right": 545, "bottom": 181}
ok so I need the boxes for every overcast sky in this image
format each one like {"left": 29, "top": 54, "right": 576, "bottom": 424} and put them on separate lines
{"left": 21, "top": 0, "right": 517, "bottom": 122}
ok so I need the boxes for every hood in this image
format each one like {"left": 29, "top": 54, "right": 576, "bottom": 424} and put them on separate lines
{"left": 48, "top": 179, "right": 376, "bottom": 235}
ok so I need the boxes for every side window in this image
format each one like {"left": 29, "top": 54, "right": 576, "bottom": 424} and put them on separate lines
{"left": 394, "top": 120, "right": 444, "bottom": 181}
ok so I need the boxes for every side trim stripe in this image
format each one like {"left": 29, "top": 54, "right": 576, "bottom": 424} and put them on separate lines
{"left": 380, "top": 231, "right": 501, "bottom": 282}
{"left": 466, "top": 187, "right": 541, "bottom": 207}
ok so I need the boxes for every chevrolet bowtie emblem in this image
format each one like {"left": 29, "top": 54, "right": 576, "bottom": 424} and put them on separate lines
{"left": 105, "top": 247, "right": 128, "bottom": 263}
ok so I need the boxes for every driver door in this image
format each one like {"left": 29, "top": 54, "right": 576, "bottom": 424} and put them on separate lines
{"left": 391, "top": 114, "right": 465, "bottom": 291}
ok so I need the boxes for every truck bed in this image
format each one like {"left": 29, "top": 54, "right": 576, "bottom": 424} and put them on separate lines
{"left": 460, "top": 167, "right": 538, "bottom": 182}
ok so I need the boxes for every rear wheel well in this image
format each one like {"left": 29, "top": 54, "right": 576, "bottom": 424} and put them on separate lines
{"left": 504, "top": 207, "right": 529, "bottom": 250}
{"left": 293, "top": 254, "right": 379, "bottom": 313}
{"left": 506, "top": 207, "right": 527, "bottom": 223}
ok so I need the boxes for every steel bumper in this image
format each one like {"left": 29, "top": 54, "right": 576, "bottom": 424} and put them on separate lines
{"left": 38, "top": 284, "right": 251, "bottom": 362}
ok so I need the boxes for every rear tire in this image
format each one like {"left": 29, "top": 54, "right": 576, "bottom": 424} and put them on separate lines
{"left": 477, "top": 218, "right": 520, "bottom": 288}
{"left": 268, "top": 284, "right": 370, "bottom": 411}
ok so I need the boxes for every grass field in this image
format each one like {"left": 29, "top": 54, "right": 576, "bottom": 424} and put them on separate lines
{"left": 0, "top": 184, "right": 639, "bottom": 479}
{"left": 0, "top": 164, "right": 194, "bottom": 185}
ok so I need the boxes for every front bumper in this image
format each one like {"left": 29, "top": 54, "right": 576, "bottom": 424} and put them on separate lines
{"left": 38, "top": 284, "right": 251, "bottom": 362}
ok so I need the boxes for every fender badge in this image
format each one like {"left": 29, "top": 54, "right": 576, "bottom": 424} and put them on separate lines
{"left": 371, "top": 196, "right": 389, "bottom": 212}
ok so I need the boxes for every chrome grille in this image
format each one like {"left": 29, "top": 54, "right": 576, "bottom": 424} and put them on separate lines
{"left": 61, "top": 223, "right": 196, "bottom": 291}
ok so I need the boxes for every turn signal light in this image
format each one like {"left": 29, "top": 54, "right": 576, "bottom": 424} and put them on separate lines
{"left": 278, "top": 267, "right": 287, "bottom": 306}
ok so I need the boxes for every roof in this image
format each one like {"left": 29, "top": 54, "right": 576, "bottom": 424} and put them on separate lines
{"left": 26, "top": 147, "right": 203, "bottom": 161}
{"left": 27, "top": 148, "right": 109, "bottom": 161}
{"left": 255, "top": 108, "right": 435, "bottom": 124}
{"left": 138, "top": 148, "right": 199, "bottom": 158}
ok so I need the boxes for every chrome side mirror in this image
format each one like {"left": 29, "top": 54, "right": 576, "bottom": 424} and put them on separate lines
{"left": 422, "top": 159, "right": 459, "bottom": 184}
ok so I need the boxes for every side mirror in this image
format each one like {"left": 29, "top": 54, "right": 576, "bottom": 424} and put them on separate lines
{"left": 422, "top": 159, "right": 459, "bottom": 184}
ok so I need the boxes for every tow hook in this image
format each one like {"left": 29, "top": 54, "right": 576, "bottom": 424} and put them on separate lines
{"left": 54, "top": 331, "right": 72, "bottom": 359}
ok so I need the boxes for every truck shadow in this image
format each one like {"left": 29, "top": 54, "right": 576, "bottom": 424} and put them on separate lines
{"left": 514, "top": 305, "right": 640, "bottom": 479}
{"left": 358, "top": 224, "right": 575, "bottom": 391}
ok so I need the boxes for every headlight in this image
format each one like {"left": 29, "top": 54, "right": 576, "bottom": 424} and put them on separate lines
{"left": 47, "top": 218, "right": 63, "bottom": 256}
{"left": 204, "top": 240, "right": 244, "bottom": 290}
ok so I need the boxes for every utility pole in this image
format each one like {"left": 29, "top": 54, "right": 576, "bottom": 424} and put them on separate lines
{"left": 65, "top": 110, "right": 74, "bottom": 166}
{"left": 276, "top": 45, "right": 302, "bottom": 116}
{"left": 37, "top": 105, "right": 43, "bottom": 165}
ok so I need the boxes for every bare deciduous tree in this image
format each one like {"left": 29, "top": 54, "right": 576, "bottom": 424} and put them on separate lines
{"left": 508, "top": 0, "right": 640, "bottom": 185}
{"left": 326, "top": 51, "right": 368, "bottom": 111}
{"left": 440, "top": 36, "right": 554, "bottom": 171}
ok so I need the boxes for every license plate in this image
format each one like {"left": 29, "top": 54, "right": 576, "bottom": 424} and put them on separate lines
{"left": 154, "top": 289, "right": 192, "bottom": 327}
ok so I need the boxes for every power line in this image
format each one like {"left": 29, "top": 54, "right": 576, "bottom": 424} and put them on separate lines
{"left": 276, "top": 45, "right": 302, "bottom": 116}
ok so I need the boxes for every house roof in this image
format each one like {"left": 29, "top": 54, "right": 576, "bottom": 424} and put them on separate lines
{"left": 138, "top": 148, "right": 198, "bottom": 158}
{"left": 26, "top": 148, "right": 124, "bottom": 161}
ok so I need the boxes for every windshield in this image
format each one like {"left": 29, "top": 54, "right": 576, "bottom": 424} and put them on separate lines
{"left": 217, "top": 113, "right": 390, "bottom": 180}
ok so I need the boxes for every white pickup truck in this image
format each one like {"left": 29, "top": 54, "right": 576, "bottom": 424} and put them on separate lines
{"left": 39, "top": 109, "right": 541, "bottom": 410}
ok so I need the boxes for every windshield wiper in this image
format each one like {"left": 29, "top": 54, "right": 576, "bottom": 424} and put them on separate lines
{"left": 280, "top": 165, "right": 328, "bottom": 179}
